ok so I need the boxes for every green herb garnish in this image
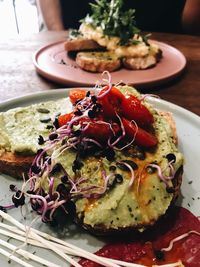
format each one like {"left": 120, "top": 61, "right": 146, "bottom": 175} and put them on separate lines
{"left": 81, "top": 0, "right": 144, "bottom": 45}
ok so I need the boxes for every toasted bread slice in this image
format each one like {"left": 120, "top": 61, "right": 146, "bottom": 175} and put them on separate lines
{"left": 122, "top": 49, "right": 162, "bottom": 70}
{"left": 76, "top": 51, "right": 121, "bottom": 72}
{"left": 64, "top": 38, "right": 101, "bottom": 52}
{"left": 0, "top": 152, "right": 34, "bottom": 179}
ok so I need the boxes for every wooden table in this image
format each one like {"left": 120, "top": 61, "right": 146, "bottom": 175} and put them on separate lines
{"left": 0, "top": 31, "right": 199, "bottom": 116}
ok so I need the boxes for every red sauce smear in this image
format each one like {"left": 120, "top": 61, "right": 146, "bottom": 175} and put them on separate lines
{"left": 79, "top": 207, "right": 200, "bottom": 267}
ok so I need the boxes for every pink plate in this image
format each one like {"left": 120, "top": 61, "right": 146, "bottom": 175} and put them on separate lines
{"left": 33, "top": 40, "right": 186, "bottom": 88}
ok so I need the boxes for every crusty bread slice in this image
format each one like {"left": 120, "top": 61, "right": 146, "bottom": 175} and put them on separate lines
{"left": 76, "top": 51, "right": 121, "bottom": 72}
{"left": 0, "top": 152, "right": 34, "bottom": 179}
{"left": 122, "top": 49, "right": 162, "bottom": 70}
{"left": 64, "top": 38, "right": 101, "bottom": 52}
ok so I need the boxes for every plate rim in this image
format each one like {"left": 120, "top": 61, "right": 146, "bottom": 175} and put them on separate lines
{"left": 33, "top": 40, "right": 187, "bottom": 88}
{"left": 0, "top": 88, "right": 199, "bottom": 125}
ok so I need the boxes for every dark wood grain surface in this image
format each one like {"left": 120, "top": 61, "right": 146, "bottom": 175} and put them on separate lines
{"left": 0, "top": 31, "right": 199, "bottom": 116}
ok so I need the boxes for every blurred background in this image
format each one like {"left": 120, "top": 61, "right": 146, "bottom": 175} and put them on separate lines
{"left": 0, "top": 0, "right": 40, "bottom": 37}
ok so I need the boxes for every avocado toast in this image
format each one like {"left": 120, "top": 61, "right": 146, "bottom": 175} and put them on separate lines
{"left": 1, "top": 84, "right": 184, "bottom": 234}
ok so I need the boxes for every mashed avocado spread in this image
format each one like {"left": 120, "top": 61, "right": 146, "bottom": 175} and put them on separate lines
{"left": 0, "top": 98, "right": 71, "bottom": 155}
{"left": 3, "top": 86, "right": 184, "bottom": 232}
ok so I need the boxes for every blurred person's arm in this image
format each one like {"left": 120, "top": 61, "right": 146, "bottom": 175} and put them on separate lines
{"left": 182, "top": 0, "right": 200, "bottom": 35}
{"left": 37, "top": 0, "right": 65, "bottom": 30}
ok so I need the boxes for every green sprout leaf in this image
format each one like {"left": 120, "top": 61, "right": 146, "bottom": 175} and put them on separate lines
{"left": 81, "top": 0, "right": 147, "bottom": 45}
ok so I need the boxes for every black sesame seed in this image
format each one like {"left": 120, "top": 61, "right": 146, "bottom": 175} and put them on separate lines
{"left": 64, "top": 200, "right": 76, "bottom": 217}
{"left": 46, "top": 125, "right": 54, "bottom": 130}
{"left": 154, "top": 250, "right": 165, "bottom": 261}
{"left": 56, "top": 184, "right": 69, "bottom": 199}
{"left": 40, "top": 118, "right": 51, "bottom": 123}
{"left": 86, "top": 91, "right": 90, "bottom": 97}
{"left": 53, "top": 118, "right": 59, "bottom": 129}
{"left": 50, "top": 163, "right": 62, "bottom": 175}
{"left": 49, "top": 133, "right": 58, "bottom": 140}
{"left": 38, "top": 135, "right": 45, "bottom": 145}
{"left": 91, "top": 95, "right": 97, "bottom": 103}
{"left": 12, "top": 191, "right": 25, "bottom": 207}
{"left": 72, "top": 160, "right": 84, "bottom": 172}
{"left": 109, "top": 165, "right": 116, "bottom": 172}
{"left": 166, "top": 187, "right": 175, "bottom": 193}
{"left": 31, "top": 165, "right": 41, "bottom": 174}
{"left": 61, "top": 174, "right": 69, "bottom": 184}
{"left": 9, "top": 184, "right": 17, "bottom": 192}
{"left": 166, "top": 153, "right": 176, "bottom": 163}
{"left": 115, "top": 174, "right": 123, "bottom": 184}
{"left": 74, "top": 109, "right": 83, "bottom": 116}
{"left": 104, "top": 148, "right": 115, "bottom": 161}
{"left": 88, "top": 110, "right": 95, "bottom": 119}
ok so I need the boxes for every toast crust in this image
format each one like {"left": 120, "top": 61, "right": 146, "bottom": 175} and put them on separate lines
{"left": 0, "top": 152, "right": 34, "bottom": 179}
{"left": 76, "top": 51, "right": 121, "bottom": 72}
{"left": 64, "top": 38, "right": 101, "bottom": 52}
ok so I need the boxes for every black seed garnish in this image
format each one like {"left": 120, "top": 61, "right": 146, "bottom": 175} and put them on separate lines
{"left": 37, "top": 148, "right": 43, "bottom": 155}
{"left": 38, "top": 135, "right": 45, "bottom": 145}
{"left": 40, "top": 118, "right": 51, "bottom": 123}
{"left": 37, "top": 108, "right": 50, "bottom": 114}
{"left": 53, "top": 118, "right": 59, "bottom": 129}
{"left": 46, "top": 125, "right": 54, "bottom": 130}
{"left": 74, "top": 109, "right": 83, "bottom": 116}
{"left": 91, "top": 95, "right": 97, "bottom": 103}
{"left": 12, "top": 191, "right": 25, "bottom": 207}
{"left": 61, "top": 174, "right": 69, "bottom": 184}
{"left": 64, "top": 200, "right": 76, "bottom": 217}
{"left": 104, "top": 148, "right": 115, "bottom": 161}
{"left": 86, "top": 91, "right": 90, "bottom": 97}
{"left": 72, "top": 160, "right": 84, "bottom": 172}
{"left": 166, "top": 187, "right": 175, "bottom": 193}
{"left": 9, "top": 184, "right": 17, "bottom": 192}
{"left": 117, "top": 160, "right": 138, "bottom": 171}
{"left": 49, "top": 133, "right": 58, "bottom": 140}
{"left": 154, "top": 250, "right": 165, "bottom": 261}
{"left": 115, "top": 174, "right": 123, "bottom": 183}
{"left": 31, "top": 165, "right": 41, "bottom": 174}
{"left": 166, "top": 153, "right": 176, "bottom": 163}
{"left": 88, "top": 110, "right": 95, "bottom": 119}
{"left": 50, "top": 163, "right": 62, "bottom": 175}
{"left": 109, "top": 165, "right": 116, "bottom": 172}
{"left": 56, "top": 184, "right": 69, "bottom": 199}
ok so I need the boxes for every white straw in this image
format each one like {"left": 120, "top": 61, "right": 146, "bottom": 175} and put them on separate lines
{"left": 0, "top": 239, "right": 60, "bottom": 267}
{"left": 0, "top": 211, "right": 81, "bottom": 267}
{"left": 0, "top": 246, "right": 34, "bottom": 267}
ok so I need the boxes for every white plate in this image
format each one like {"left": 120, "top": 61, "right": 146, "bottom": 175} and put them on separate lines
{"left": 0, "top": 89, "right": 199, "bottom": 267}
